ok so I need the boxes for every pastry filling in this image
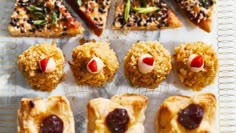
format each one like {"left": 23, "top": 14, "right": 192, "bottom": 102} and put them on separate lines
{"left": 188, "top": 54, "right": 204, "bottom": 72}
{"left": 176, "top": 0, "right": 215, "bottom": 23}
{"left": 105, "top": 108, "right": 130, "bottom": 133}
{"left": 113, "top": 0, "right": 170, "bottom": 29}
{"left": 40, "top": 115, "right": 64, "bottom": 133}
{"left": 87, "top": 57, "right": 104, "bottom": 74}
{"left": 39, "top": 57, "right": 56, "bottom": 73}
{"left": 178, "top": 104, "right": 204, "bottom": 130}
{"left": 138, "top": 54, "right": 155, "bottom": 74}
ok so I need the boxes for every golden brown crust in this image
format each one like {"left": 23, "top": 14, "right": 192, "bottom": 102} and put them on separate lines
{"left": 124, "top": 41, "right": 172, "bottom": 89}
{"left": 113, "top": 0, "right": 182, "bottom": 30}
{"left": 18, "top": 96, "right": 75, "bottom": 133}
{"left": 156, "top": 93, "right": 216, "bottom": 133}
{"left": 69, "top": 41, "right": 119, "bottom": 86}
{"left": 174, "top": 42, "right": 219, "bottom": 91}
{"left": 17, "top": 41, "right": 65, "bottom": 91}
{"left": 8, "top": 0, "right": 84, "bottom": 37}
{"left": 87, "top": 93, "right": 148, "bottom": 133}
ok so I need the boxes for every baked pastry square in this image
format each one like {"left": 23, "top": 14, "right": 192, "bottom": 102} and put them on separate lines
{"left": 66, "top": 0, "right": 111, "bottom": 36}
{"left": 174, "top": 0, "right": 216, "bottom": 32}
{"left": 18, "top": 96, "right": 75, "bottom": 133}
{"left": 87, "top": 93, "right": 148, "bottom": 133}
{"left": 156, "top": 93, "right": 216, "bottom": 133}
{"left": 113, "top": 0, "right": 182, "bottom": 30}
{"left": 8, "top": 0, "right": 84, "bottom": 37}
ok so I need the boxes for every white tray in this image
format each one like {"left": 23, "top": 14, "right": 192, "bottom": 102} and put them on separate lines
{"left": 0, "top": 0, "right": 235, "bottom": 132}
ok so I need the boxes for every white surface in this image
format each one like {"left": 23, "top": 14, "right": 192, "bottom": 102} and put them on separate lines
{"left": 0, "top": 0, "right": 235, "bottom": 133}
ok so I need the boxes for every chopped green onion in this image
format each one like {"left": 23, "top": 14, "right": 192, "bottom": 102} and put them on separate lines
{"left": 77, "top": 0, "right": 82, "bottom": 6}
{"left": 34, "top": 12, "right": 46, "bottom": 19}
{"left": 140, "top": 0, "right": 147, "bottom": 7}
{"left": 26, "top": 5, "right": 43, "bottom": 12}
{"left": 51, "top": 12, "right": 58, "bottom": 26}
{"left": 33, "top": 20, "right": 48, "bottom": 25}
{"left": 133, "top": 7, "right": 160, "bottom": 14}
{"left": 125, "top": 0, "right": 131, "bottom": 22}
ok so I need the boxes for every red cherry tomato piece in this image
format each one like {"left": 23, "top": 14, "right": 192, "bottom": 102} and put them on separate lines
{"left": 191, "top": 55, "right": 203, "bottom": 68}
{"left": 143, "top": 57, "right": 154, "bottom": 66}
{"left": 88, "top": 60, "right": 98, "bottom": 72}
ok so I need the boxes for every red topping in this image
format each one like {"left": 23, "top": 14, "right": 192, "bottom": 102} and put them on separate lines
{"left": 190, "top": 55, "right": 203, "bottom": 68}
{"left": 88, "top": 59, "right": 98, "bottom": 72}
{"left": 143, "top": 57, "right": 154, "bottom": 66}
{"left": 40, "top": 57, "right": 50, "bottom": 73}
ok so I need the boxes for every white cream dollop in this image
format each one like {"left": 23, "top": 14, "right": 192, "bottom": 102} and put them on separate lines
{"left": 138, "top": 54, "right": 155, "bottom": 74}
{"left": 188, "top": 54, "right": 204, "bottom": 72}
{"left": 87, "top": 57, "right": 104, "bottom": 74}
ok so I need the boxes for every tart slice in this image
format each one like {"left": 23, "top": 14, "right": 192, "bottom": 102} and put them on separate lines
{"left": 156, "top": 93, "right": 216, "bottom": 133}
{"left": 8, "top": 0, "right": 84, "bottom": 37}
{"left": 174, "top": 0, "right": 216, "bottom": 32}
{"left": 87, "top": 93, "right": 148, "bottom": 133}
{"left": 66, "top": 0, "right": 111, "bottom": 36}
{"left": 113, "top": 0, "right": 182, "bottom": 30}
{"left": 18, "top": 96, "right": 75, "bottom": 133}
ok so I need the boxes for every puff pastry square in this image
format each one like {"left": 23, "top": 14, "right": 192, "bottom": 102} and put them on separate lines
{"left": 156, "top": 93, "right": 216, "bottom": 133}
{"left": 18, "top": 96, "right": 75, "bottom": 133}
{"left": 87, "top": 93, "right": 148, "bottom": 133}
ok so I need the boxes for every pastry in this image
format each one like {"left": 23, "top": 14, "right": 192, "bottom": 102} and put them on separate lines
{"left": 87, "top": 93, "right": 148, "bottom": 133}
{"left": 69, "top": 41, "right": 119, "bottom": 86}
{"left": 113, "top": 0, "right": 182, "bottom": 30}
{"left": 66, "top": 0, "right": 111, "bottom": 36}
{"left": 174, "top": 0, "right": 216, "bottom": 32}
{"left": 18, "top": 96, "right": 75, "bottom": 133}
{"left": 124, "top": 41, "right": 172, "bottom": 89}
{"left": 18, "top": 41, "right": 65, "bottom": 91}
{"left": 174, "top": 42, "right": 219, "bottom": 91}
{"left": 8, "top": 0, "right": 84, "bottom": 37}
{"left": 156, "top": 93, "right": 216, "bottom": 133}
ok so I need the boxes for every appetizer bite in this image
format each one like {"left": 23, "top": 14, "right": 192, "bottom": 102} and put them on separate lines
{"left": 156, "top": 93, "right": 216, "bottom": 133}
{"left": 87, "top": 93, "right": 148, "bottom": 133}
{"left": 18, "top": 96, "right": 75, "bottom": 133}
{"left": 124, "top": 41, "right": 172, "bottom": 89}
{"left": 18, "top": 41, "right": 65, "bottom": 91}
{"left": 113, "top": 0, "right": 182, "bottom": 30}
{"left": 69, "top": 41, "right": 119, "bottom": 86}
{"left": 66, "top": 0, "right": 111, "bottom": 36}
{"left": 174, "top": 42, "right": 219, "bottom": 91}
{"left": 8, "top": 0, "right": 84, "bottom": 37}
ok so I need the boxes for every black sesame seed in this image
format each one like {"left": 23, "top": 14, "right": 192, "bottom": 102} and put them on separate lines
{"left": 61, "top": 32, "right": 67, "bottom": 36}
{"left": 98, "top": 7, "right": 106, "bottom": 14}
{"left": 127, "top": 23, "right": 131, "bottom": 27}
{"left": 96, "top": 23, "right": 103, "bottom": 27}
{"left": 94, "top": 17, "right": 98, "bottom": 21}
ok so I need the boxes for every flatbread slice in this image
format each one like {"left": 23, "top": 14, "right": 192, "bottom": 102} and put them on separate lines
{"left": 174, "top": 0, "right": 216, "bottom": 32}
{"left": 8, "top": 0, "right": 84, "bottom": 37}
{"left": 113, "top": 0, "right": 183, "bottom": 30}
{"left": 66, "top": 0, "right": 111, "bottom": 36}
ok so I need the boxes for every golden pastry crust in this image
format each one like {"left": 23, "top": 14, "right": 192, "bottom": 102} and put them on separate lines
{"left": 113, "top": 0, "right": 182, "bottom": 30}
{"left": 8, "top": 0, "right": 84, "bottom": 37}
{"left": 18, "top": 41, "right": 65, "bottom": 91}
{"left": 124, "top": 41, "right": 172, "bottom": 89}
{"left": 87, "top": 93, "right": 148, "bottom": 133}
{"left": 174, "top": 42, "right": 219, "bottom": 91}
{"left": 156, "top": 93, "right": 216, "bottom": 133}
{"left": 18, "top": 96, "right": 75, "bottom": 133}
{"left": 69, "top": 41, "right": 119, "bottom": 86}
{"left": 175, "top": 0, "right": 216, "bottom": 32}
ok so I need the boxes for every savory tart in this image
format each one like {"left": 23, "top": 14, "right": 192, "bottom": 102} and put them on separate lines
{"left": 87, "top": 93, "right": 148, "bottom": 133}
{"left": 69, "top": 41, "right": 119, "bottom": 86}
{"left": 18, "top": 41, "right": 65, "bottom": 91}
{"left": 8, "top": 0, "right": 84, "bottom": 37}
{"left": 156, "top": 93, "right": 216, "bottom": 133}
{"left": 174, "top": 42, "right": 219, "bottom": 91}
{"left": 66, "top": 0, "right": 111, "bottom": 36}
{"left": 124, "top": 41, "right": 172, "bottom": 89}
{"left": 113, "top": 0, "right": 182, "bottom": 30}
{"left": 18, "top": 96, "right": 75, "bottom": 133}
{"left": 174, "top": 0, "right": 216, "bottom": 32}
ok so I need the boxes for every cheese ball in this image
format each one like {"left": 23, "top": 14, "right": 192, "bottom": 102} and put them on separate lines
{"left": 124, "top": 41, "right": 172, "bottom": 89}
{"left": 18, "top": 41, "right": 65, "bottom": 91}
{"left": 174, "top": 42, "right": 219, "bottom": 91}
{"left": 69, "top": 41, "right": 119, "bottom": 86}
